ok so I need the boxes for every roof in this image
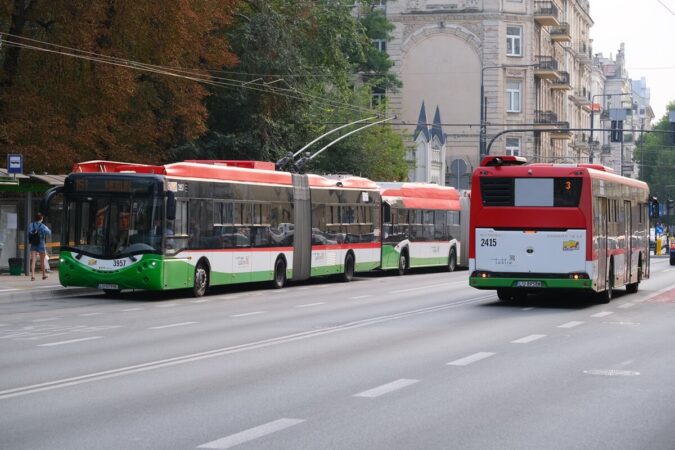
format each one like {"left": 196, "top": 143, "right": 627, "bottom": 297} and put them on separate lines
{"left": 381, "top": 183, "right": 461, "bottom": 211}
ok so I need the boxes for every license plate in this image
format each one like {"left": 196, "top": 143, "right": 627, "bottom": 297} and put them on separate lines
{"left": 97, "top": 284, "right": 119, "bottom": 290}
{"left": 515, "top": 281, "right": 542, "bottom": 288}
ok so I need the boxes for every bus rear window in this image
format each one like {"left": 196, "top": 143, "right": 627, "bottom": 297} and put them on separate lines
{"left": 481, "top": 177, "right": 582, "bottom": 207}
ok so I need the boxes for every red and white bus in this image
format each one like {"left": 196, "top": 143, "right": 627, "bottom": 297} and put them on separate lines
{"left": 469, "top": 156, "right": 650, "bottom": 303}
{"left": 379, "top": 183, "right": 464, "bottom": 274}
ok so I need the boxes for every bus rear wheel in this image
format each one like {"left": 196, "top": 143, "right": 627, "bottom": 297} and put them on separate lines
{"left": 626, "top": 261, "right": 641, "bottom": 294}
{"left": 397, "top": 251, "right": 408, "bottom": 276}
{"left": 446, "top": 247, "right": 457, "bottom": 272}
{"left": 272, "top": 257, "right": 286, "bottom": 289}
{"left": 193, "top": 261, "right": 209, "bottom": 298}
{"left": 343, "top": 253, "right": 355, "bottom": 282}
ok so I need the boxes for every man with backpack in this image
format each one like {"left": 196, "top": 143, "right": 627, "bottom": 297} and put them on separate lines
{"left": 28, "top": 212, "right": 51, "bottom": 281}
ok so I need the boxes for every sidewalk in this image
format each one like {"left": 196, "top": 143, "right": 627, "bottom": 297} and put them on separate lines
{"left": 0, "top": 268, "right": 98, "bottom": 302}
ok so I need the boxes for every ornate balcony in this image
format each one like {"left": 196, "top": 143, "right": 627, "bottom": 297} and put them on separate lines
{"left": 534, "top": 55, "right": 560, "bottom": 80}
{"left": 551, "top": 71, "right": 571, "bottom": 90}
{"left": 550, "top": 23, "right": 571, "bottom": 42}
{"left": 534, "top": 1, "right": 560, "bottom": 27}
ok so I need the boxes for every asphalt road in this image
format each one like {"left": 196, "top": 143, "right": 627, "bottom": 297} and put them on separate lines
{"left": 1, "top": 259, "right": 674, "bottom": 450}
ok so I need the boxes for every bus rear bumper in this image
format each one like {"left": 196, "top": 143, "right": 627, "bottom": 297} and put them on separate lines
{"left": 469, "top": 274, "right": 592, "bottom": 290}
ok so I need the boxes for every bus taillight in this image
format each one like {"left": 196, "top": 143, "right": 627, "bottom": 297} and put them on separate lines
{"left": 569, "top": 273, "right": 589, "bottom": 280}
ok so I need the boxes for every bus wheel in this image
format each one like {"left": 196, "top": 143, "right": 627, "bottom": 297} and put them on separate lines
{"left": 103, "top": 289, "right": 121, "bottom": 297}
{"left": 272, "top": 257, "right": 286, "bottom": 289}
{"left": 397, "top": 251, "right": 407, "bottom": 276}
{"left": 446, "top": 247, "right": 457, "bottom": 272}
{"left": 193, "top": 261, "right": 209, "bottom": 298}
{"left": 343, "top": 253, "right": 355, "bottom": 282}
{"left": 497, "top": 289, "right": 512, "bottom": 302}
{"left": 597, "top": 264, "right": 613, "bottom": 304}
{"left": 626, "top": 261, "right": 641, "bottom": 294}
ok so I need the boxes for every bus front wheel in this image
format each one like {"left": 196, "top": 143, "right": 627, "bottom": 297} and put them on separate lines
{"left": 397, "top": 251, "right": 408, "bottom": 276}
{"left": 597, "top": 264, "right": 613, "bottom": 304}
{"left": 343, "top": 253, "right": 355, "bottom": 282}
{"left": 193, "top": 261, "right": 209, "bottom": 298}
{"left": 272, "top": 257, "right": 286, "bottom": 289}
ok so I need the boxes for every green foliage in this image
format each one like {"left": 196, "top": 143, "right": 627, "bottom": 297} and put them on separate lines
{"left": 635, "top": 101, "right": 675, "bottom": 199}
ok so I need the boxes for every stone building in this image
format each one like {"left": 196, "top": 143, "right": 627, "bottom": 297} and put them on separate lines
{"left": 381, "top": 0, "right": 595, "bottom": 184}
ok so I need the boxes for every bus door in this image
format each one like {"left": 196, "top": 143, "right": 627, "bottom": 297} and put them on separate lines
{"left": 596, "top": 197, "right": 608, "bottom": 291}
{"left": 624, "top": 200, "right": 632, "bottom": 284}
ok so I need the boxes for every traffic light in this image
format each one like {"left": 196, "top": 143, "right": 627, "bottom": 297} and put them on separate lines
{"left": 650, "top": 196, "right": 660, "bottom": 220}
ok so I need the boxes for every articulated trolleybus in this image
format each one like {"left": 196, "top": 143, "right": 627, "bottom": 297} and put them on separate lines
{"left": 469, "top": 156, "right": 650, "bottom": 303}
{"left": 47, "top": 160, "right": 382, "bottom": 296}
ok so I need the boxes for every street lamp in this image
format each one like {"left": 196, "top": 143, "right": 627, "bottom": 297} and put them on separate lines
{"left": 589, "top": 92, "right": 632, "bottom": 163}
{"left": 479, "top": 63, "right": 539, "bottom": 159}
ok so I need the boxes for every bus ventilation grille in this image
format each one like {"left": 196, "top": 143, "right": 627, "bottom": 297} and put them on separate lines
{"left": 480, "top": 178, "right": 514, "bottom": 206}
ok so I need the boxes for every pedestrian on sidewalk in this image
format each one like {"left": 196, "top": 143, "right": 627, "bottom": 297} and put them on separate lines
{"left": 28, "top": 212, "right": 51, "bottom": 281}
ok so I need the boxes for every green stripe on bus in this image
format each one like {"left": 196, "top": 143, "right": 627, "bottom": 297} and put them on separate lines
{"left": 469, "top": 277, "right": 592, "bottom": 289}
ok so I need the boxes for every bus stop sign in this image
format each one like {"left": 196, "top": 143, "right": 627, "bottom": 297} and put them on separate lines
{"left": 7, "top": 154, "right": 23, "bottom": 174}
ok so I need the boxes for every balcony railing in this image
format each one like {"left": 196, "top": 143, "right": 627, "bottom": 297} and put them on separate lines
{"left": 535, "top": 55, "right": 559, "bottom": 71}
{"left": 534, "top": 110, "right": 559, "bottom": 124}
{"left": 551, "top": 71, "right": 571, "bottom": 90}
{"left": 534, "top": 1, "right": 560, "bottom": 26}
{"left": 550, "top": 23, "right": 571, "bottom": 41}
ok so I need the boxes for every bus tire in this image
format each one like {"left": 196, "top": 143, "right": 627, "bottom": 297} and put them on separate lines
{"left": 597, "top": 262, "right": 613, "bottom": 304}
{"left": 447, "top": 247, "right": 457, "bottom": 272}
{"left": 397, "top": 250, "right": 408, "bottom": 276}
{"left": 497, "top": 289, "right": 511, "bottom": 301}
{"left": 193, "top": 260, "right": 209, "bottom": 298}
{"left": 272, "top": 257, "right": 286, "bottom": 289}
{"left": 343, "top": 253, "right": 355, "bottom": 282}
{"left": 626, "top": 256, "right": 641, "bottom": 294}
{"left": 103, "top": 289, "right": 121, "bottom": 297}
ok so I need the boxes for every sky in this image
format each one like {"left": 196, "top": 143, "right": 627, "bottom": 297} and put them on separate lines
{"left": 590, "top": 0, "right": 675, "bottom": 122}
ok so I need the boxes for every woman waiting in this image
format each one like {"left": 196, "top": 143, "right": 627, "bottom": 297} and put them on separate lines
{"left": 28, "top": 212, "right": 52, "bottom": 281}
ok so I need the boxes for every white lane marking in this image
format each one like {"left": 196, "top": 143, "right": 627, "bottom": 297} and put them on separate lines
{"left": 121, "top": 308, "right": 143, "bottom": 312}
{"left": 447, "top": 352, "right": 496, "bottom": 366}
{"left": 354, "top": 379, "right": 419, "bottom": 398}
{"left": 350, "top": 295, "right": 372, "bottom": 300}
{"left": 618, "top": 303, "right": 635, "bottom": 309}
{"left": 38, "top": 336, "right": 103, "bottom": 347}
{"left": 198, "top": 418, "right": 305, "bottom": 449}
{"left": 28, "top": 284, "right": 63, "bottom": 290}
{"left": 0, "top": 296, "right": 487, "bottom": 400}
{"left": 230, "top": 312, "right": 265, "bottom": 318}
{"left": 643, "top": 285, "right": 675, "bottom": 302}
{"left": 190, "top": 299, "right": 209, "bottom": 303}
{"left": 521, "top": 307, "right": 535, "bottom": 311}
{"left": 295, "top": 302, "right": 325, "bottom": 308}
{"left": 0, "top": 324, "right": 8, "bottom": 327}
{"left": 0, "top": 288, "right": 20, "bottom": 293}
{"left": 511, "top": 334, "right": 547, "bottom": 344}
{"left": 389, "top": 281, "right": 462, "bottom": 294}
{"left": 148, "top": 322, "right": 198, "bottom": 330}
{"left": 591, "top": 311, "right": 614, "bottom": 318}
{"left": 298, "top": 287, "right": 312, "bottom": 291}
{"left": 156, "top": 304, "right": 178, "bottom": 308}
{"left": 32, "top": 317, "right": 60, "bottom": 323}
{"left": 558, "top": 321, "right": 584, "bottom": 329}
{"left": 79, "top": 313, "right": 103, "bottom": 317}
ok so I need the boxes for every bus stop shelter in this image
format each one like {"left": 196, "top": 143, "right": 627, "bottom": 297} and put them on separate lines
{"left": 0, "top": 169, "right": 65, "bottom": 274}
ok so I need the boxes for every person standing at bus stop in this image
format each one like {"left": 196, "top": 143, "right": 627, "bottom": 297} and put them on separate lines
{"left": 28, "top": 212, "right": 52, "bottom": 281}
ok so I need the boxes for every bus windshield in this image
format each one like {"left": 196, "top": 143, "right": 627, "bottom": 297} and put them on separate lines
{"left": 66, "top": 195, "right": 164, "bottom": 258}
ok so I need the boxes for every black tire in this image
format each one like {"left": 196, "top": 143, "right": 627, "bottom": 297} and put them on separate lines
{"left": 272, "top": 257, "right": 286, "bottom": 289}
{"left": 447, "top": 247, "right": 457, "bottom": 272}
{"left": 626, "top": 261, "right": 641, "bottom": 294}
{"left": 193, "top": 261, "right": 209, "bottom": 298}
{"left": 103, "top": 289, "right": 121, "bottom": 297}
{"left": 497, "top": 289, "right": 511, "bottom": 302}
{"left": 343, "top": 253, "right": 355, "bottom": 282}
{"left": 397, "top": 251, "right": 407, "bottom": 276}
{"left": 597, "top": 264, "right": 613, "bottom": 304}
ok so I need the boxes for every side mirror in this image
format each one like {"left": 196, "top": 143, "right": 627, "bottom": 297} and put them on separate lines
{"left": 166, "top": 191, "right": 176, "bottom": 220}
{"left": 40, "top": 186, "right": 63, "bottom": 217}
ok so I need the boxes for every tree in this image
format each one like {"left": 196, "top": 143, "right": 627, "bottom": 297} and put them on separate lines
{"left": 635, "top": 101, "right": 675, "bottom": 201}
{"left": 0, "top": 0, "right": 240, "bottom": 173}
{"left": 174, "top": 0, "right": 408, "bottom": 181}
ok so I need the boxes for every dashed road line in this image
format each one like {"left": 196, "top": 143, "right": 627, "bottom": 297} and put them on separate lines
{"left": 230, "top": 312, "right": 265, "bottom": 318}
{"left": 79, "top": 313, "right": 103, "bottom": 317}
{"left": 198, "top": 418, "right": 306, "bottom": 449}
{"left": 32, "top": 317, "right": 61, "bottom": 323}
{"left": 295, "top": 302, "right": 325, "bottom": 308}
{"left": 558, "top": 321, "right": 584, "bottom": 329}
{"left": 511, "top": 334, "right": 547, "bottom": 344}
{"left": 618, "top": 303, "right": 635, "bottom": 309}
{"left": 190, "top": 299, "right": 210, "bottom": 303}
{"left": 591, "top": 311, "right": 614, "bottom": 318}
{"left": 148, "top": 322, "right": 198, "bottom": 330}
{"left": 350, "top": 295, "right": 372, "bottom": 300}
{"left": 38, "top": 336, "right": 103, "bottom": 347}
{"left": 521, "top": 307, "right": 535, "bottom": 311}
{"left": 156, "top": 303, "right": 178, "bottom": 308}
{"left": 121, "top": 308, "right": 143, "bottom": 312}
{"left": 447, "top": 352, "right": 496, "bottom": 366}
{"left": 354, "top": 379, "right": 420, "bottom": 398}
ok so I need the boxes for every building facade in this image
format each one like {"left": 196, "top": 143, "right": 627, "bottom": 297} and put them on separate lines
{"left": 382, "top": 0, "right": 596, "bottom": 185}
